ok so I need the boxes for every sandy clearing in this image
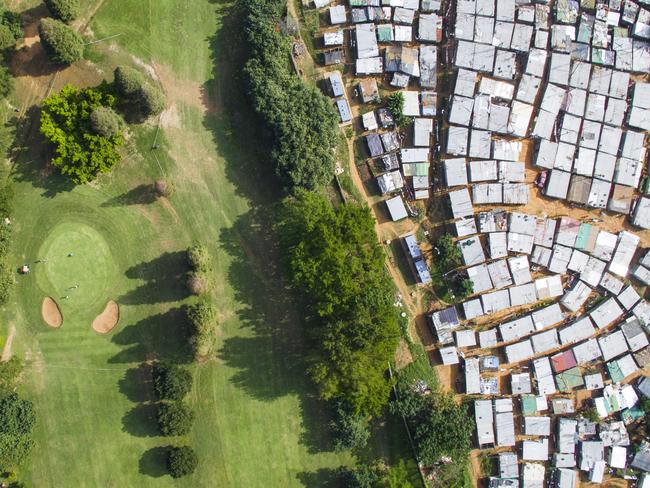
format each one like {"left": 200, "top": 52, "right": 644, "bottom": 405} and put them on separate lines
{"left": 92, "top": 300, "right": 119, "bottom": 334}
{"left": 1, "top": 324, "right": 16, "bottom": 362}
{"left": 41, "top": 297, "right": 63, "bottom": 328}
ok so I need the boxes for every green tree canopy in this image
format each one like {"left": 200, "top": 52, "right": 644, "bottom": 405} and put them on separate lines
{"left": 277, "top": 192, "right": 400, "bottom": 416}
{"left": 44, "top": 0, "right": 81, "bottom": 23}
{"left": 157, "top": 402, "right": 195, "bottom": 436}
{"left": 386, "top": 92, "right": 411, "bottom": 128}
{"left": 167, "top": 446, "right": 198, "bottom": 478}
{"left": 152, "top": 363, "right": 193, "bottom": 401}
{"left": 330, "top": 404, "right": 370, "bottom": 452}
{"left": 40, "top": 85, "right": 124, "bottom": 183}
{"left": 0, "top": 393, "right": 36, "bottom": 470}
{"left": 436, "top": 233, "right": 461, "bottom": 272}
{"left": 242, "top": 0, "right": 339, "bottom": 192}
{"left": 113, "top": 66, "right": 165, "bottom": 119}
{"left": 38, "top": 18, "right": 83, "bottom": 64}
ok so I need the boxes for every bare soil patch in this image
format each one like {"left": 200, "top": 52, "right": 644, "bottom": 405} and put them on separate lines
{"left": 41, "top": 297, "right": 63, "bottom": 328}
{"left": 92, "top": 300, "right": 119, "bottom": 334}
{"left": 1, "top": 324, "right": 16, "bottom": 362}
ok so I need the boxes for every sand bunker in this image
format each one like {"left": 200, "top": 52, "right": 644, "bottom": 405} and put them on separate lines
{"left": 41, "top": 297, "right": 63, "bottom": 328}
{"left": 92, "top": 300, "right": 119, "bottom": 334}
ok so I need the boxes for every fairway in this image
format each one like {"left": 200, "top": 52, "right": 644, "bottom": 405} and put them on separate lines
{"left": 0, "top": 0, "right": 369, "bottom": 486}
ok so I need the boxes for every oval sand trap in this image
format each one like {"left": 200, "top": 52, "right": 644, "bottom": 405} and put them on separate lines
{"left": 92, "top": 300, "right": 120, "bottom": 334}
{"left": 41, "top": 297, "right": 63, "bottom": 328}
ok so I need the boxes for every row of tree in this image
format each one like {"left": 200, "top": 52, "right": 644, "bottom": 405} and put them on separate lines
{"left": 186, "top": 244, "right": 219, "bottom": 359}
{"left": 242, "top": 0, "right": 339, "bottom": 192}
{"left": 276, "top": 192, "right": 401, "bottom": 417}
{"left": 39, "top": 67, "right": 165, "bottom": 184}
{"left": 151, "top": 363, "right": 198, "bottom": 478}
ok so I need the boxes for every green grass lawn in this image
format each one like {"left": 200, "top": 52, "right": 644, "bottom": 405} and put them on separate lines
{"left": 1, "top": 0, "right": 372, "bottom": 486}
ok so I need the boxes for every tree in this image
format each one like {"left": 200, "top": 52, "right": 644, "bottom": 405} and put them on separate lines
{"left": 140, "top": 83, "right": 165, "bottom": 117}
{"left": 330, "top": 404, "right": 370, "bottom": 452}
{"left": 277, "top": 192, "right": 400, "bottom": 416}
{"left": 89, "top": 106, "right": 123, "bottom": 138}
{"left": 167, "top": 446, "right": 198, "bottom": 478}
{"left": 455, "top": 278, "right": 474, "bottom": 300}
{"left": 38, "top": 18, "right": 83, "bottom": 64}
{"left": 113, "top": 66, "right": 165, "bottom": 119}
{"left": 187, "top": 273, "right": 209, "bottom": 295}
{"left": 0, "top": 25, "right": 14, "bottom": 50}
{"left": 436, "top": 234, "right": 461, "bottom": 272}
{"left": 40, "top": 85, "right": 124, "bottom": 183}
{"left": 242, "top": 0, "right": 339, "bottom": 192}
{"left": 187, "top": 244, "right": 212, "bottom": 274}
{"left": 152, "top": 363, "right": 193, "bottom": 401}
{"left": 412, "top": 393, "right": 472, "bottom": 465}
{"left": 44, "top": 0, "right": 80, "bottom": 23}
{"left": 0, "top": 394, "right": 36, "bottom": 469}
{"left": 0, "top": 9, "right": 23, "bottom": 44}
{"left": 113, "top": 66, "right": 145, "bottom": 97}
{"left": 157, "top": 402, "right": 195, "bottom": 436}
{"left": 386, "top": 92, "right": 411, "bottom": 128}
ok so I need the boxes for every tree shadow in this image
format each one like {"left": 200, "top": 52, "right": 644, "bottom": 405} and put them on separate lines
{"left": 118, "top": 363, "right": 154, "bottom": 403}
{"left": 122, "top": 402, "right": 159, "bottom": 437}
{"left": 295, "top": 468, "right": 343, "bottom": 488}
{"left": 101, "top": 183, "right": 158, "bottom": 207}
{"left": 118, "top": 251, "right": 190, "bottom": 305}
{"left": 8, "top": 106, "right": 76, "bottom": 198}
{"left": 139, "top": 446, "right": 169, "bottom": 478}
{"left": 198, "top": 0, "right": 341, "bottom": 456}
{"left": 109, "top": 307, "right": 193, "bottom": 364}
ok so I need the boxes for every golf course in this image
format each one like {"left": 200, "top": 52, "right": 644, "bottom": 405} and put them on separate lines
{"left": 0, "top": 0, "right": 418, "bottom": 485}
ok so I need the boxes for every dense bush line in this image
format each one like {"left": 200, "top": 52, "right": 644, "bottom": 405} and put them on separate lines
{"left": 277, "top": 192, "right": 400, "bottom": 416}
{"left": 242, "top": 0, "right": 339, "bottom": 192}
{"left": 0, "top": 180, "right": 14, "bottom": 305}
{"left": 0, "top": 2, "right": 22, "bottom": 51}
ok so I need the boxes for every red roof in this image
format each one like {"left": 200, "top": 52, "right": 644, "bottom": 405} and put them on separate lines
{"left": 551, "top": 349, "right": 577, "bottom": 373}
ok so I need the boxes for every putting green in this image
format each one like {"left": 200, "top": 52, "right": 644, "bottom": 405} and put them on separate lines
{"left": 35, "top": 222, "right": 118, "bottom": 320}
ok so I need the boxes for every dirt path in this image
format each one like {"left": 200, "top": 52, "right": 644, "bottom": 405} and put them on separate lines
{"left": 1, "top": 324, "right": 16, "bottom": 362}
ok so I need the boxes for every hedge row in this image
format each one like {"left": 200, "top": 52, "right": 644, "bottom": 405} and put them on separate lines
{"left": 242, "top": 0, "right": 339, "bottom": 192}
{"left": 0, "top": 180, "right": 14, "bottom": 305}
{"left": 186, "top": 244, "right": 218, "bottom": 359}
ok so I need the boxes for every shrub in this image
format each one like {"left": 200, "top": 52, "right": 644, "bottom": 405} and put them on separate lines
{"left": 40, "top": 85, "right": 124, "bottom": 183}
{"left": 0, "top": 10, "right": 23, "bottom": 42}
{"left": 0, "top": 393, "right": 36, "bottom": 470}
{"left": 38, "top": 18, "right": 83, "bottom": 64}
{"left": 44, "top": 0, "right": 81, "bottom": 23}
{"left": 0, "top": 25, "right": 14, "bottom": 50}
{"left": 167, "top": 446, "right": 198, "bottom": 478}
{"left": 0, "top": 357, "right": 22, "bottom": 392}
{"left": 0, "top": 260, "right": 13, "bottom": 305}
{"left": 152, "top": 363, "right": 193, "bottom": 401}
{"left": 186, "top": 296, "right": 218, "bottom": 358}
{"left": 436, "top": 233, "right": 461, "bottom": 272}
{"left": 0, "top": 65, "right": 13, "bottom": 100}
{"left": 155, "top": 180, "right": 173, "bottom": 197}
{"left": 187, "top": 244, "right": 212, "bottom": 274}
{"left": 187, "top": 273, "right": 209, "bottom": 296}
{"left": 157, "top": 402, "right": 195, "bottom": 436}
{"left": 0, "top": 181, "right": 14, "bottom": 217}
{"left": 89, "top": 106, "right": 123, "bottom": 138}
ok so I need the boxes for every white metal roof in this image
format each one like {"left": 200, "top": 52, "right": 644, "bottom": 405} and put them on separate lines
{"left": 598, "top": 330, "right": 629, "bottom": 362}
{"left": 523, "top": 439, "right": 549, "bottom": 461}
{"left": 618, "top": 286, "right": 641, "bottom": 311}
{"left": 510, "top": 283, "right": 538, "bottom": 307}
{"left": 465, "top": 357, "right": 481, "bottom": 394}
{"left": 609, "top": 231, "right": 640, "bottom": 278}
{"left": 534, "top": 356, "right": 557, "bottom": 395}
{"left": 463, "top": 298, "right": 484, "bottom": 320}
{"left": 482, "top": 289, "right": 511, "bottom": 314}
{"left": 458, "top": 236, "right": 486, "bottom": 265}
{"left": 573, "top": 338, "right": 603, "bottom": 364}
{"left": 449, "top": 188, "right": 474, "bottom": 219}
{"left": 505, "top": 339, "right": 534, "bottom": 363}
{"left": 489, "top": 232, "right": 508, "bottom": 259}
{"left": 500, "top": 315, "right": 535, "bottom": 343}
{"left": 531, "top": 303, "right": 565, "bottom": 331}
{"left": 475, "top": 399, "right": 495, "bottom": 446}
{"left": 525, "top": 416, "right": 551, "bottom": 436}
{"left": 479, "top": 328, "right": 498, "bottom": 348}
{"left": 496, "top": 411, "right": 516, "bottom": 447}
{"left": 532, "top": 329, "right": 560, "bottom": 355}
{"left": 590, "top": 298, "right": 624, "bottom": 329}
{"left": 561, "top": 280, "right": 593, "bottom": 312}
{"left": 560, "top": 316, "right": 597, "bottom": 345}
